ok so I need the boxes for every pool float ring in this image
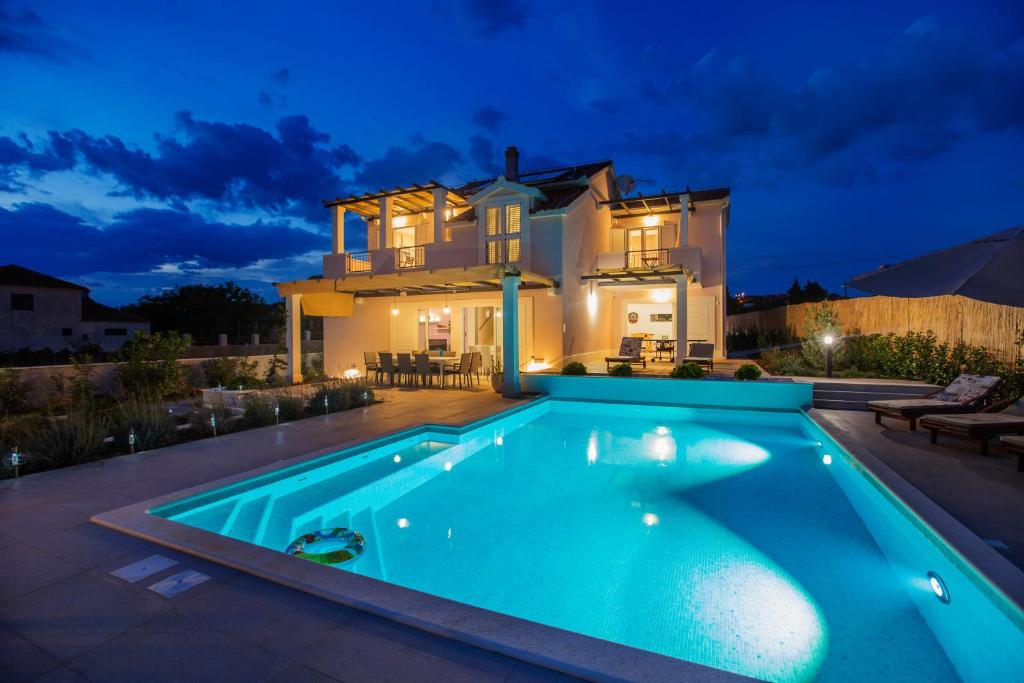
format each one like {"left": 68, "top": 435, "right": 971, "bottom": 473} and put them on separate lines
{"left": 285, "top": 528, "right": 365, "bottom": 565}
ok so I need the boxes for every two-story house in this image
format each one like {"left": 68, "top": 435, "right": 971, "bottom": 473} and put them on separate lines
{"left": 0, "top": 265, "right": 150, "bottom": 352}
{"left": 275, "top": 147, "right": 729, "bottom": 395}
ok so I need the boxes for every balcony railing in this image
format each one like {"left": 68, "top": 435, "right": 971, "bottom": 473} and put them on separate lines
{"left": 396, "top": 245, "right": 425, "bottom": 269}
{"left": 626, "top": 248, "right": 669, "bottom": 269}
{"left": 346, "top": 251, "right": 372, "bottom": 273}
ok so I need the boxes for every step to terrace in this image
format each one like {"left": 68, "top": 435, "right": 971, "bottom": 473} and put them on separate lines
{"left": 811, "top": 380, "right": 940, "bottom": 411}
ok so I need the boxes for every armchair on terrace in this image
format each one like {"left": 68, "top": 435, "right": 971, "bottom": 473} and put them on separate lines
{"left": 605, "top": 337, "right": 646, "bottom": 373}
{"left": 682, "top": 343, "right": 715, "bottom": 371}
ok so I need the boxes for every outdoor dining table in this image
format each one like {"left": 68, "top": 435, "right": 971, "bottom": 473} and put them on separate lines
{"left": 426, "top": 356, "right": 459, "bottom": 387}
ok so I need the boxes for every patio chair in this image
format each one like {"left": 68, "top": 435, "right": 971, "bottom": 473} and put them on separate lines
{"left": 998, "top": 435, "right": 1024, "bottom": 472}
{"left": 363, "top": 351, "right": 379, "bottom": 375}
{"left": 605, "top": 337, "right": 646, "bottom": 372}
{"left": 414, "top": 353, "right": 438, "bottom": 387}
{"left": 921, "top": 396, "right": 1024, "bottom": 455}
{"left": 376, "top": 352, "right": 394, "bottom": 386}
{"left": 683, "top": 342, "right": 714, "bottom": 370}
{"left": 453, "top": 353, "right": 473, "bottom": 388}
{"left": 470, "top": 351, "right": 483, "bottom": 385}
{"left": 396, "top": 353, "right": 415, "bottom": 386}
{"left": 868, "top": 374, "right": 1002, "bottom": 431}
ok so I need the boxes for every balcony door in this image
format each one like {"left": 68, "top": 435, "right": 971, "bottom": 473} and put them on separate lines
{"left": 626, "top": 227, "right": 661, "bottom": 268}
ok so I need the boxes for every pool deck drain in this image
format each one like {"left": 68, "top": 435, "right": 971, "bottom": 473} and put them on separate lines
{"left": 110, "top": 554, "right": 178, "bottom": 583}
{"left": 148, "top": 569, "right": 211, "bottom": 598}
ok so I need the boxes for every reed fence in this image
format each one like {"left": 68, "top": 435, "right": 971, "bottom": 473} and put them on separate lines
{"left": 727, "top": 295, "right": 1023, "bottom": 363}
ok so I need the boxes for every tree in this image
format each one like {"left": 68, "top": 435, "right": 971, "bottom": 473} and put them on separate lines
{"left": 786, "top": 278, "right": 804, "bottom": 304}
{"left": 802, "top": 280, "right": 829, "bottom": 303}
{"left": 121, "top": 283, "right": 284, "bottom": 345}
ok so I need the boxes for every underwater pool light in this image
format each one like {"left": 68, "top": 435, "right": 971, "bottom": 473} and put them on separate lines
{"left": 655, "top": 426, "right": 669, "bottom": 436}
{"left": 822, "top": 454, "right": 832, "bottom": 465}
{"left": 444, "top": 461, "right": 453, "bottom": 471}
{"left": 397, "top": 518, "right": 409, "bottom": 529}
{"left": 642, "top": 513, "right": 660, "bottom": 527}
{"left": 928, "top": 571, "right": 950, "bottom": 603}
{"left": 393, "top": 454, "right": 402, "bottom": 463}
{"left": 495, "top": 435, "right": 504, "bottom": 446}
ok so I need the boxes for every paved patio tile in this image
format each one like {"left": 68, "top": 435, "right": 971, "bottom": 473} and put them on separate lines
{"left": 0, "top": 528, "right": 19, "bottom": 548}
{"left": 0, "top": 626, "right": 61, "bottom": 683}
{"left": 26, "top": 522, "right": 154, "bottom": 571}
{"left": 507, "top": 662, "right": 585, "bottom": 682}
{"left": 0, "top": 543, "right": 81, "bottom": 605}
{"left": 266, "top": 663, "right": 341, "bottom": 682}
{"left": 0, "top": 503, "right": 86, "bottom": 543}
{"left": 33, "top": 666, "right": 91, "bottom": 683}
{"left": 304, "top": 613, "right": 515, "bottom": 683}
{"left": 69, "top": 612, "right": 288, "bottom": 683}
{"left": 0, "top": 572, "right": 171, "bottom": 662}
{"left": 174, "top": 573, "right": 343, "bottom": 656}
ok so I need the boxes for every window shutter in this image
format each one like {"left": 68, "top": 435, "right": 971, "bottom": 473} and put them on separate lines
{"left": 506, "top": 238, "right": 521, "bottom": 263}
{"left": 486, "top": 206, "right": 500, "bottom": 236}
{"left": 505, "top": 203, "right": 521, "bottom": 234}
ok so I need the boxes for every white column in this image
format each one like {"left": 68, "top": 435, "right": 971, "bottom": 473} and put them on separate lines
{"left": 431, "top": 186, "right": 447, "bottom": 244}
{"left": 379, "top": 196, "right": 392, "bottom": 249}
{"left": 502, "top": 272, "right": 521, "bottom": 398}
{"left": 286, "top": 293, "right": 303, "bottom": 384}
{"left": 330, "top": 206, "right": 345, "bottom": 254}
{"left": 675, "top": 275, "right": 688, "bottom": 358}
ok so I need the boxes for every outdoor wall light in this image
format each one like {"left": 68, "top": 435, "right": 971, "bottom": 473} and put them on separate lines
{"left": 642, "top": 214, "right": 660, "bottom": 227}
{"left": 391, "top": 299, "right": 400, "bottom": 315}
{"left": 652, "top": 288, "right": 672, "bottom": 303}
{"left": 495, "top": 308, "right": 503, "bottom": 318}
{"left": 927, "top": 571, "right": 951, "bottom": 603}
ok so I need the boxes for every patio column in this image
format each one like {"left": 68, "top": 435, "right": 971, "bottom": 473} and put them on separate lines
{"left": 330, "top": 206, "right": 345, "bottom": 254}
{"left": 678, "top": 193, "right": 689, "bottom": 246}
{"left": 286, "top": 293, "right": 303, "bottom": 384}
{"left": 431, "top": 186, "right": 447, "bottom": 243}
{"left": 379, "top": 196, "right": 392, "bottom": 249}
{"left": 674, "top": 275, "right": 688, "bottom": 357}
{"left": 501, "top": 272, "right": 521, "bottom": 398}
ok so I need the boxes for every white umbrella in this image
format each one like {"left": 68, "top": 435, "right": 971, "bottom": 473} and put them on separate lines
{"left": 846, "top": 226, "right": 1024, "bottom": 307}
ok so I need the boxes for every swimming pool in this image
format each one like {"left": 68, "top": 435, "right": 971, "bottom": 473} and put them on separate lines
{"left": 149, "top": 398, "right": 1023, "bottom": 682}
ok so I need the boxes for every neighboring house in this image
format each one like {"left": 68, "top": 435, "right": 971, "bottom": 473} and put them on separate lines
{"left": 0, "top": 265, "right": 149, "bottom": 352}
{"left": 275, "top": 147, "right": 729, "bottom": 394}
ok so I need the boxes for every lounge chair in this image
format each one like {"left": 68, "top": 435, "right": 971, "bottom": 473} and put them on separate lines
{"left": 999, "top": 435, "right": 1024, "bottom": 472}
{"left": 605, "top": 337, "right": 646, "bottom": 372}
{"left": 682, "top": 342, "right": 714, "bottom": 371}
{"left": 868, "top": 374, "right": 1002, "bottom": 431}
{"left": 921, "top": 397, "right": 1024, "bottom": 454}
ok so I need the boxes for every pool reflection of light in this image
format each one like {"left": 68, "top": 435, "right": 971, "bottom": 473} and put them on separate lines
{"left": 653, "top": 436, "right": 673, "bottom": 461}
{"left": 586, "top": 431, "right": 598, "bottom": 464}
{"left": 656, "top": 425, "right": 669, "bottom": 436}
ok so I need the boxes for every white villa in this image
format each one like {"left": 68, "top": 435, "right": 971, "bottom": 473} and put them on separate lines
{"left": 276, "top": 147, "right": 729, "bottom": 395}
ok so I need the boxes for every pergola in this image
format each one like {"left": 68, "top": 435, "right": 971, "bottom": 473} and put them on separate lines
{"left": 323, "top": 182, "right": 468, "bottom": 218}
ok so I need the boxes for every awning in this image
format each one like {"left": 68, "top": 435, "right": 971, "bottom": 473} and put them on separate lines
{"left": 299, "top": 292, "right": 355, "bottom": 317}
{"left": 275, "top": 265, "right": 557, "bottom": 299}
{"left": 846, "top": 226, "right": 1024, "bottom": 307}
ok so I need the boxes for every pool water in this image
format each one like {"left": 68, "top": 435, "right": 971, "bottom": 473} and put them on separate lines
{"left": 156, "top": 400, "right": 1023, "bottom": 682}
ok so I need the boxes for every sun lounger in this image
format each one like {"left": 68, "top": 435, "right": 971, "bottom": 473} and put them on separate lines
{"left": 605, "top": 337, "right": 646, "bottom": 372}
{"left": 921, "top": 397, "right": 1024, "bottom": 454}
{"left": 867, "top": 374, "right": 1002, "bottom": 431}
{"left": 999, "top": 435, "right": 1024, "bottom": 472}
{"left": 682, "top": 342, "right": 715, "bottom": 371}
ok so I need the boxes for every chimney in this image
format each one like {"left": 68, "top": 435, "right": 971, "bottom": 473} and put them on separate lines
{"left": 504, "top": 146, "right": 520, "bottom": 181}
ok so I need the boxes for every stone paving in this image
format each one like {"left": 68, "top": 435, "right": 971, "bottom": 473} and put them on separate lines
{"left": 0, "top": 387, "right": 580, "bottom": 683}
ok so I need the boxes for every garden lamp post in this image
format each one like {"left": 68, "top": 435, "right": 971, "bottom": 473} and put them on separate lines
{"left": 823, "top": 335, "right": 835, "bottom": 378}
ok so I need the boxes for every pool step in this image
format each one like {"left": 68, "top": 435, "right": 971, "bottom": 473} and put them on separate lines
{"left": 812, "top": 381, "right": 939, "bottom": 411}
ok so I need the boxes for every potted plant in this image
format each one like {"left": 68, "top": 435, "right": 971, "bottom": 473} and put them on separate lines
{"left": 489, "top": 358, "right": 503, "bottom": 393}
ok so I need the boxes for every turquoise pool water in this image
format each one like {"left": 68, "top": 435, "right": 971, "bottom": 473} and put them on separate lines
{"left": 155, "top": 399, "right": 1023, "bottom": 682}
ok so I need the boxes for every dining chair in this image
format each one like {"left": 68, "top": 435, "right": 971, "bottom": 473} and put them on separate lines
{"left": 363, "top": 351, "right": 379, "bottom": 375}
{"left": 396, "top": 353, "right": 414, "bottom": 386}
{"left": 470, "top": 351, "right": 482, "bottom": 385}
{"left": 414, "top": 353, "right": 436, "bottom": 387}
{"left": 454, "top": 353, "right": 473, "bottom": 388}
{"left": 376, "top": 352, "right": 394, "bottom": 385}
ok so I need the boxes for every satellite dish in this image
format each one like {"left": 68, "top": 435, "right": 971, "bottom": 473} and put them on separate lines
{"left": 616, "top": 175, "right": 636, "bottom": 196}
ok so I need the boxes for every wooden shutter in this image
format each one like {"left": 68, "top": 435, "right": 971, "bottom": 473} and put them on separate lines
{"left": 486, "top": 206, "right": 501, "bottom": 236}
{"left": 505, "top": 203, "right": 521, "bottom": 234}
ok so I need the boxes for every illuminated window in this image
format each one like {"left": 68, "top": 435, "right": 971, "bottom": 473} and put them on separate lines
{"left": 484, "top": 201, "right": 522, "bottom": 264}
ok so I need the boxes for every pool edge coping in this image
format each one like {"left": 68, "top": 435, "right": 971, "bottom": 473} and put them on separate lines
{"left": 806, "top": 408, "right": 1024, "bottom": 621}
{"left": 92, "top": 395, "right": 756, "bottom": 683}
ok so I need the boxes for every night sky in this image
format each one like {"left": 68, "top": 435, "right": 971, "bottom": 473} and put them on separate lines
{"left": 2, "top": 0, "right": 1022, "bottom": 305}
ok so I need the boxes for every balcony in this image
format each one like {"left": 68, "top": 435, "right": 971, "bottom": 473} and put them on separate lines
{"left": 593, "top": 245, "right": 702, "bottom": 281}
{"left": 396, "top": 245, "right": 425, "bottom": 269}
{"left": 345, "top": 251, "right": 372, "bottom": 273}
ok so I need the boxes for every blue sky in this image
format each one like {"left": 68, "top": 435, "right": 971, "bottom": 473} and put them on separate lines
{"left": 1, "top": 0, "right": 1022, "bottom": 304}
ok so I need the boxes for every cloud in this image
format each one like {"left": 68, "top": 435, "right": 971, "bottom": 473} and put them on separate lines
{"left": 0, "top": 202, "right": 325, "bottom": 276}
{"left": 468, "top": 135, "right": 499, "bottom": 174}
{"left": 456, "top": 0, "right": 529, "bottom": 35}
{"left": 1, "top": 112, "right": 360, "bottom": 222}
{"left": 630, "top": 17, "right": 1024, "bottom": 186}
{"left": 0, "top": 131, "right": 76, "bottom": 190}
{"left": 258, "top": 67, "right": 291, "bottom": 108}
{"left": 472, "top": 106, "right": 505, "bottom": 132}
{"left": 0, "top": 1, "right": 75, "bottom": 61}
{"left": 354, "top": 139, "right": 462, "bottom": 188}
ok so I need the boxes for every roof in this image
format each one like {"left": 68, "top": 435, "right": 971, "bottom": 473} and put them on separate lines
{"left": 0, "top": 264, "right": 88, "bottom": 291}
{"left": 276, "top": 265, "right": 556, "bottom": 298}
{"left": 81, "top": 297, "right": 148, "bottom": 323}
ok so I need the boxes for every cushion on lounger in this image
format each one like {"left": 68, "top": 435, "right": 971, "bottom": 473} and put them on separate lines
{"left": 1001, "top": 435, "right": 1024, "bottom": 449}
{"left": 615, "top": 336, "right": 643, "bottom": 358}
{"left": 937, "top": 374, "right": 1001, "bottom": 404}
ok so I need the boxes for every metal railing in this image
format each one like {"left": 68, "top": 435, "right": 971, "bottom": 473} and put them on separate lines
{"left": 346, "top": 251, "right": 372, "bottom": 273}
{"left": 626, "top": 248, "right": 669, "bottom": 269}
{"left": 396, "top": 245, "right": 425, "bottom": 269}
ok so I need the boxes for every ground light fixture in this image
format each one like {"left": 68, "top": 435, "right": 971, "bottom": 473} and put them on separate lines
{"left": 822, "top": 334, "right": 835, "bottom": 377}
{"left": 927, "top": 571, "right": 951, "bottom": 603}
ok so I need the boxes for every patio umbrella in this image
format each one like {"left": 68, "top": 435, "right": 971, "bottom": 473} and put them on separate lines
{"left": 846, "top": 225, "right": 1024, "bottom": 307}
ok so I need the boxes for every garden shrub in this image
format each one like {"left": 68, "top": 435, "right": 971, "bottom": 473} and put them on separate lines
{"left": 561, "top": 361, "right": 587, "bottom": 375}
{"left": 759, "top": 348, "right": 815, "bottom": 376}
{"left": 110, "top": 397, "right": 178, "bottom": 452}
{"left": 669, "top": 362, "right": 705, "bottom": 379}
{"left": 24, "top": 411, "right": 109, "bottom": 469}
{"left": 801, "top": 302, "right": 843, "bottom": 369}
{"left": 734, "top": 363, "right": 763, "bottom": 381}
{"left": 115, "top": 331, "right": 191, "bottom": 399}
{"left": 302, "top": 353, "right": 326, "bottom": 382}
{"left": 201, "top": 356, "right": 260, "bottom": 389}
{"left": 307, "top": 380, "right": 374, "bottom": 415}
{"left": 276, "top": 394, "right": 307, "bottom": 421}
{"left": 189, "top": 405, "right": 241, "bottom": 437}
{"left": 242, "top": 394, "right": 279, "bottom": 427}
{"left": 608, "top": 363, "right": 633, "bottom": 377}
{"left": 0, "top": 368, "right": 30, "bottom": 415}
